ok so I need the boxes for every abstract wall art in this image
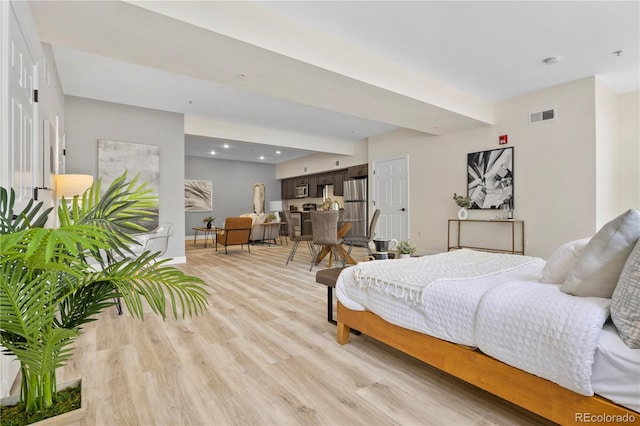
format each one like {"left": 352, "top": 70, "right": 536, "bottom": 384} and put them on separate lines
{"left": 98, "top": 139, "right": 160, "bottom": 230}
{"left": 185, "top": 180, "right": 213, "bottom": 212}
{"left": 467, "top": 147, "right": 514, "bottom": 209}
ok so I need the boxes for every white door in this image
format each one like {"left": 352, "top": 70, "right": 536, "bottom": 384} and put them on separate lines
{"left": 1, "top": 2, "right": 38, "bottom": 398}
{"left": 372, "top": 156, "right": 408, "bottom": 241}
{"left": 4, "top": 4, "right": 38, "bottom": 208}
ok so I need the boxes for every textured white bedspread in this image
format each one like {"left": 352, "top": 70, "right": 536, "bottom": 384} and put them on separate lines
{"left": 476, "top": 282, "right": 610, "bottom": 395}
{"left": 336, "top": 250, "right": 544, "bottom": 346}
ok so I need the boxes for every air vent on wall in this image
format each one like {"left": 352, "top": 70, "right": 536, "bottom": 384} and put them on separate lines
{"left": 529, "top": 108, "right": 557, "bottom": 124}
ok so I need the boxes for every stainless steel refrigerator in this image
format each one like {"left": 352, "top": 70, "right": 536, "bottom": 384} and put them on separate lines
{"left": 343, "top": 178, "right": 368, "bottom": 238}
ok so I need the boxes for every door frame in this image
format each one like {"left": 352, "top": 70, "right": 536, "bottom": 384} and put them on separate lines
{"left": 372, "top": 154, "right": 409, "bottom": 241}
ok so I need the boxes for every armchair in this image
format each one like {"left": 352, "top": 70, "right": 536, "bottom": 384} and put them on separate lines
{"left": 217, "top": 217, "right": 252, "bottom": 254}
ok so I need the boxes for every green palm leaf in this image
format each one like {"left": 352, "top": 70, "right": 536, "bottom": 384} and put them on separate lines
{"left": 0, "top": 171, "right": 209, "bottom": 413}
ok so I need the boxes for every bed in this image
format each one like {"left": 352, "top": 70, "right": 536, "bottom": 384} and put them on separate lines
{"left": 335, "top": 210, "right": 640, "bottom": 425}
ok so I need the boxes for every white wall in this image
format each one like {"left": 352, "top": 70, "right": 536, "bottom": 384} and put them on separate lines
{"left": 64, "top": 96, "right": 187, "bottom": 261}
{"left": 276, "top": 139, "right": 368, "bottom": 178}
{"left": 368, "top": 78, "right": 637, "bottom": 259}
{"left": 617, "top": 91, "right": 640, "bottom": 212}
{"left": 595, "top": 79, "right": 620, "bottom": 228}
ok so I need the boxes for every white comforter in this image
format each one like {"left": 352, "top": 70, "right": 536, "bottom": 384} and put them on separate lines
{"left": 476, "top": 281, "right": 610, "bottom": 395}
{"left": 337, "top": 249, "right": 544, "bottom": 346}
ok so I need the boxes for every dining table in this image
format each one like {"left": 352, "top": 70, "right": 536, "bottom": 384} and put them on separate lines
{"left": 313, "top": 221, "right": 357, "bottom": 267}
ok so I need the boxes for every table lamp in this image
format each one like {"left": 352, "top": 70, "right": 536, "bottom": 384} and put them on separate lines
{"left": 55, "top": 174, "right": 94, "bottom": 199}
{"left": 269, "top": 200, "right": 283, "bottom": 222}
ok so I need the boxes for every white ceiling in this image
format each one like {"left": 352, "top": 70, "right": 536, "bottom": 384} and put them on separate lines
{"left": 29, "top": 1, "right": 639, "bottom": 164}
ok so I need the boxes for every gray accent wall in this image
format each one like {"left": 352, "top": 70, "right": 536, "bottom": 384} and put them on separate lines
{"left": 64, "top": 96, "right": 186, "bottom": 259}
{"left": 185, "top": 156, "right": 280, "bottom": 235}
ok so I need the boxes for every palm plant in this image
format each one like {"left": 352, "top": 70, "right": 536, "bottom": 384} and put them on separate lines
{"left": 0, "top": 172, "right": 208, "bottom": 414}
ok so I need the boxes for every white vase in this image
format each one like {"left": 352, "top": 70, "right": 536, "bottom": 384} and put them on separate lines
{"left": 399, "top": 253, "right": 411, "bottom": 259}
{"left": 457, "top": 207, "right": 468, "bottom": 220}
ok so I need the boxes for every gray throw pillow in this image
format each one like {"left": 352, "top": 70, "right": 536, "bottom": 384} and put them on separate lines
{"left": 561, "top": 209, "right": 640, "bottom": 298}
{"left": 611, "top": 238, "right": 640, "bottom": 348}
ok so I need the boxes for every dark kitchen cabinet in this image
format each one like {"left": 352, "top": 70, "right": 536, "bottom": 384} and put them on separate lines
{"left": 308, "top": 175, "right": 319, "bottom": 198}
{"left": 333, "top": 170, "right": 346, "bottom": 196}
{"left": 281, "top": 178, "right": 297, "bottom": 199}
{"left": 294, "top": 176, "right": 309, "bottom": 186}
{"left": 316, "top": 172, "right": 334, "bottom": 186}
{"left": 347, "top": 164, "right": 368, "bottom": 179}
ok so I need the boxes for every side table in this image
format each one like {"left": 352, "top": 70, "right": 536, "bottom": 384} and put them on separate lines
{"left": 192, "top": 227, "right": 218, "bottom": 248}
{"left": 259, "top": 222, "right": 281, "bottom": 246}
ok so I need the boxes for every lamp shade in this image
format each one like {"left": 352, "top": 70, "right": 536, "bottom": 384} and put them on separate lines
{"left": 55, "top": 174, "right": 94, "bottom": 198}
{"left": 269, "top": 200, "right": 283, "bottom": 212}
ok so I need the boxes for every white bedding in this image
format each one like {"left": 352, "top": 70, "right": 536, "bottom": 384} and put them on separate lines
{"left": 335, "top": 249, "right": 640, "bottom": 411}
{"left": 475, "top": 281, "right": 610, "bottom": 395}
{"left": 336, "top": 249, "right": 544, "bottom": 346}
{"left": 592, "top": 323, "right": 640, "bottom": 412}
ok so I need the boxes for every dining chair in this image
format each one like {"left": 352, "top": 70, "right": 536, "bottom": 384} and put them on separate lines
{"left": 309, "top": 210, "right": 345, "bottom": 271}
{"left": 344, "top": 208, "right": 380, "bottom": 255}
{"left": 128, "top": 222, "right": 174, "bottom": 257}
{"left": 283, "top": 210, "right": 314, "bottom": 266}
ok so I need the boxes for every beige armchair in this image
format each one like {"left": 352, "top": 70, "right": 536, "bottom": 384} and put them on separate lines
{"left": 217, "top": 217, "right": 252, "bottom": 254}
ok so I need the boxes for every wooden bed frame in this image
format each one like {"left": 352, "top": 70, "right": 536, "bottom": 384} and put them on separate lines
{"left": 337, "top": 302, "right": 639, "bottom": 425}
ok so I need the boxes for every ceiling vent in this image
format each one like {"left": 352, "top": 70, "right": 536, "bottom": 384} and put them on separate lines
{"left": 529, "top": 108, "right": 557, "bottom": 125}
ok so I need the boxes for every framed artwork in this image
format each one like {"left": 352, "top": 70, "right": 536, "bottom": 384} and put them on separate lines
{"left": 185, "top": 180, "right": 212, "bottom": 212}
{"left": 98, "top": 139, "right": 160, "bottom": 230}
{"left": 467, "top": 147, "right": 513, "bottom": 209}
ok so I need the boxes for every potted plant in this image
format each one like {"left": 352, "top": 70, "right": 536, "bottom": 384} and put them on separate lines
{"left": 453, "top": 193, "right": 473, "bottom": 220}
{"left": 0, "top": 172, "right": 209, "bottom": 424}
{"left": 265, "top": 214, "right": 277, "bottom": 223}
{"left": 203, "top": 216, "right": 215, "bottom": 229}
{"left": 396, "top": 240, "right": 416, "bottom": 259}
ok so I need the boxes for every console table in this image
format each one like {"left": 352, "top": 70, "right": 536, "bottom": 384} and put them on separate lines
{"left": 447, "top": 219, "right": 525, "bottom": 255}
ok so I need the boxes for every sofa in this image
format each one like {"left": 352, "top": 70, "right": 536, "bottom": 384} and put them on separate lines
{"left": 240, "top": 213, "right": 281, "bottom": 244}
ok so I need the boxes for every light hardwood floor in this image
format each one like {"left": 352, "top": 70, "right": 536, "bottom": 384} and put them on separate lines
{"left": 47, "top": 240, "right": 552, "bottom": 425}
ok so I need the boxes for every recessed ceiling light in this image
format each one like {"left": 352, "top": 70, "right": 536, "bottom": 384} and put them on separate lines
{"left": 223, "top": 144, "right": 230, "bottom": 149}
{"left": 259, "top": 156, "right": 265, "bottom": 160}
{"left": 276, "top": 150, "right": 281, "bottom": 155}
{"left": 210, "top": 150, "right": 216, "bottom": 155}
{"left": 542, "top": 56, "right": 561, "bottom": 65}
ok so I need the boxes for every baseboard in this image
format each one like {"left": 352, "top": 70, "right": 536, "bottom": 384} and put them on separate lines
{"left": 164, "top": 256, "right": 186, "bottom": 265}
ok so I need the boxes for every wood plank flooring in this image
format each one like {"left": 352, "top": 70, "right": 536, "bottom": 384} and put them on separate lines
{"left": 47, "top": 240, "right": 552, "bottom": 425}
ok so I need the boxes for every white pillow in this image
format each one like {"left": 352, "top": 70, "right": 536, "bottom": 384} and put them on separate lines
{"left": 611, "top": 238, "right": 640, "bottom": 348}
{"left": 540, "top": 238, "right": 591, "bottom": 284}
{"left": 562, "top": 209, "right": 640, "bottom": 298}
